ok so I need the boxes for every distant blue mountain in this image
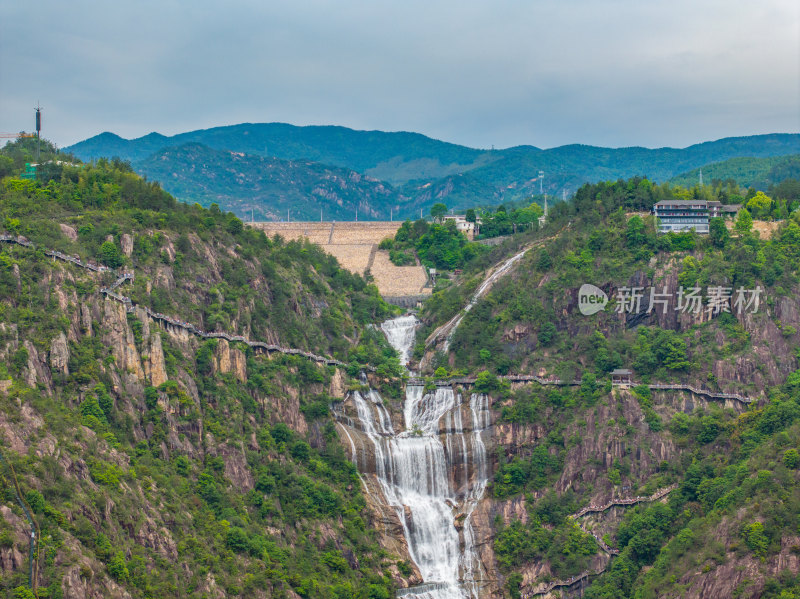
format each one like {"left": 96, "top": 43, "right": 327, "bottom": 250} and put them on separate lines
{"left": 66, "top": 123, "right": 496, "bottom": 185}
{"left": 64, "top": 124, "right": 800, "bottom": 219}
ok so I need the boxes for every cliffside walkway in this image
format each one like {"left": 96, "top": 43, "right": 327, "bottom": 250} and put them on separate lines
{"left": 1, "top": 232, "right": 760, "bottom": 394}
{"left": 648, "top": 383, "right": 750, "bottom": 403}
{"left": 522, "top": 484, "right": 679, "bottom": 597}
{"left": 522, "top": 571, "right": 591, "bottom": 599}
{"left": 572, "top": 483, "right": 679, "bottom": 518}
{"left": 408, "top": 375, "right": 753, "bottom": 404}
{"left": 1, "top": 234, "right": 355, "bottom": 370}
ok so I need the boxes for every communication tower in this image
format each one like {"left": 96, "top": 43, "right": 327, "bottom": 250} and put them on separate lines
{"left": 35, "top": 104, "right": 42, "bottom": 162}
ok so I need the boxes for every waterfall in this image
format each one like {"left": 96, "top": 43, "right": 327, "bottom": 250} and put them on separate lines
{"left": 336, "top": 315, "right": 490, "bottom": 599}
{"left": 381, "top": 314, "right": 419, "bottom": 368}
{"left": 428, "top": 246, "right": 529, "bottom": 352}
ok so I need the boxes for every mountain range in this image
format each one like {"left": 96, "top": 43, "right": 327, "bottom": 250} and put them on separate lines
{"left": 65, "top": 124, "right": 800, "bottom": 220}
{"left": 668, "top": 154, "right": 800, "bottom": 190}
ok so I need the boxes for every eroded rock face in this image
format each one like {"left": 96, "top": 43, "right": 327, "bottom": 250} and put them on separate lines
{"left": 146, "top": 332, "right": 168, "bottom": 387}
{"left": 50, "top": 331, "right": 70, "bottom": 376}
{"left": 59, "top": 223, "right": 78, "bottom": 242}
{"left": 24, "top": 339, "right": 53, "bottom": 393}
{"left": 329, "top": 368, "right": 346, "bottom": 398}
{"left": 214, "top": 338, "right": 246, "bottom": 382}
{"left": 222, "top": 445, "right": 254, "bottom": 491}
{"left": 120, "top": 233, "right": 133, "bottom": 257}
{"left": 103, "top": 299, "right": 144, "bottom": 380}
{"left": 134, "top": 517, "right": 178, "bottom": 561}
{"left": 0, "top": 506, "right": 27, "bottom": 575}
{"left": 678, "top": 533, "right": 800, "bottom": 598}
{"left": 80, "top": 303, "right": 93, "bottom": 335}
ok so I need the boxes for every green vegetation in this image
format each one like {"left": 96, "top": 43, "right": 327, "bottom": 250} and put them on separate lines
{"left": 669, "top": 154, "right": 800, "bottom": 193}
{"left": 473, "top": 201, "right": 543, "bottom": 239}
{"left": 427, "top": 177, "right": 800, "bottom": 381}
{"left": 6, "top": 130, "right": 800, "bottom": 599}
{"left": 583, "top": 370, "right": 800, "bottom": 598}
{"left": 413, "top": 175, "right": 800, "bottom": 596}
{"left": 0, "top": 146, "right": 394, "bottom": 359}
{"left": 380, "top": 217, "right": 488, "bottom": 271}
{"left": 0, "top": 147, "right": 399, "bottom": 598}
{"left": 65, "top": 125, "right": 800, "bottom": 219}
{"left": 495, "top": 516, "right": 597, "bottom": 579}
{"left": 136, "top": 142, "right": 401, "bottom": 222}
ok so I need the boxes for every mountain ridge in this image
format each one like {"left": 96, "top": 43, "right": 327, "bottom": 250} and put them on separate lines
{"left": 136, "top": 141, "right": 397, "bottom": 221}
{"left": 64, "top": 125, "right": 800, "bottom": 220}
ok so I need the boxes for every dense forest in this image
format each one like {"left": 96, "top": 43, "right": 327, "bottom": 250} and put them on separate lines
{"left": 65, "top": 125, "right": 800, "bottom": 219}
{"left": 414, "top": 175, "right": 800, "bottom": 598}
{"left": 0, "top": 138, "right": 403, "bottom": 599}
{"left": 5, "top": 134, "right": 800, "bottom": 598}
{"left": 669, "top": 154, "right": 800, "bottom": 192}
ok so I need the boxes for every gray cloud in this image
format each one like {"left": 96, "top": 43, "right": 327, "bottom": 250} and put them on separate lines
{"left": 1, "top": 0, "right": 798, "bottom": 150}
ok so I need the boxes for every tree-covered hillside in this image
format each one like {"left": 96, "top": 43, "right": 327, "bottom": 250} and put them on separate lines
{"left": 0, "top": 145, "right": 406, "bottom": 599}
{"left": 670, "top": 154, "right": 800, "bottom": 191}
{"left": 63, "top": 125, "right": 800, "bottom": 221}
{"left": 414, "top": 177, "right": 800, "bottom": 598}
{"left": 137, "top": 142, "right": 399, "bottom": 222}
{"left": 65, "top": 124, "right": 495, "bottom": 185}
{"left": 9, "top": 131, "right": 800, "bottom": 599}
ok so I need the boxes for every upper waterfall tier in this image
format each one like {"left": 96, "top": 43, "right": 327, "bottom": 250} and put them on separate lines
{"left": 381, "top": 314, "right": 419, "bottom": 368}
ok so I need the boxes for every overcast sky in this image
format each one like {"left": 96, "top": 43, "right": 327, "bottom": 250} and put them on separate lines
{"left": 1, "top": 0, "right": 798, "bottom": 150}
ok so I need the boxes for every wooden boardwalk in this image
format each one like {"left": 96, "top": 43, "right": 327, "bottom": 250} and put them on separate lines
{"left": 573, "top": 484, "right": 679, "bottom": 518}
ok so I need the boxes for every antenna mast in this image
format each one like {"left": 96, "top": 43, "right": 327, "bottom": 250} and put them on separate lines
{"left": 34, "top": 103, "right": 42, "bottom": 162}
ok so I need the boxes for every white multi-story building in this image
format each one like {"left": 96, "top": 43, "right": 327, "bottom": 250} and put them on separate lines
{"left": 653, "top": 200, "right": 710, "bottom": 234}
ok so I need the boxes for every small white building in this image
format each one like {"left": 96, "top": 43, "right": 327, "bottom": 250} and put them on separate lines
{"left": 442, "top": 215, "right": 476, "bottom": 239}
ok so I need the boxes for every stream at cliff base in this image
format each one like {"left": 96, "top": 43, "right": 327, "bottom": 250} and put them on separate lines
{"left": 336, "top": 315, "right": 490, "bottom": 599}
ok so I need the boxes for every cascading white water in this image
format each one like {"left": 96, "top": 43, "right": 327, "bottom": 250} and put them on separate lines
{"left": 381, "top": 314, "right": 419, "bottom": 368}
{"left": 437, "top": 247, "right": 529, "bottom": 351}
{"left": 336, "top": 315, "right": 490, "bottom": 599}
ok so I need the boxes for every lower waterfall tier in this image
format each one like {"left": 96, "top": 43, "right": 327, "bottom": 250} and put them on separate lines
{"left": 335, "top": 385, "right": 491, "bottom": 599}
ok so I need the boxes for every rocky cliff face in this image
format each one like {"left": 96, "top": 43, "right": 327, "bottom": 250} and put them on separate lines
{"left": 0, "top": 228, "right": 387, "bottom": 598}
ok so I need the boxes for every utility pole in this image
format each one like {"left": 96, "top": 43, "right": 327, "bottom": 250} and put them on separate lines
{"left": 287, "top": 209, "right": 290, "bottom": 223}
{"left": 320, "top": 208, "right": 323, "bottom": 222}
{"left": 539, "top": 170, "right": 547, "bottom": 217}
{"left": 356, "top": 207, "right": 358, "bottom": 222}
